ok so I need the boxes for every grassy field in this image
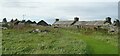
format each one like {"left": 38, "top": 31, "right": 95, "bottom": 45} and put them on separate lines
{"left": 2, "top": 26, "right": 118, "bottom": 54}
{"left": 0, "top": 29, "right": 2, "bottom": 55}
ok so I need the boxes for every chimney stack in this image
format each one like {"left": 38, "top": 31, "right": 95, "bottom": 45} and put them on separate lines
{"left": 105, "top": 17, "right": 112, "bottom": 24}
{"left": 74, "top": 17, "right": 79, "bottom": 21}
{"left": 56, "top": 19, "right": 59, "bottom": 22}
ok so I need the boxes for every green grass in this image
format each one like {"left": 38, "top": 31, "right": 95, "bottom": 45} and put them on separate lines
{"left": 2, "top": 27, "right": 87, "bottom": 54}
{"left": 2, "top": 26, "right": 118, "bottom": 54}
{"left": 61, "top": 28, "right": 118, "bottom": 54}
{"left": 0, "top": 29, "right": 2, "bottom": 55}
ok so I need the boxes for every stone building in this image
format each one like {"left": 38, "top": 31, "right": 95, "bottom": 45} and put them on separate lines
{"left": 37, "top": 20, "right": 49, "bottom": 26}
{"left": 52, "top": 17, "right": 79, "bottom": 28}
{"left": 74, "top": 21, "right": 105, "bottom": 29}
{"left": 52, "top": 17, "right": 112, "bottom": 30}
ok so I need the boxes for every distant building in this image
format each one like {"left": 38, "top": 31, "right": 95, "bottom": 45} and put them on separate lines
{"left": 0, "top": 22, "right": 3, "bottom": 29}
{"left": 74, "top": 21, "right": 106, "bottom": 29}
{"left": 37, "top": 20, "right": 49, "bottom": 26}
{"left": 52, "top": 17, "right": 112, "bottom": 29}
{"left": 0, "top": 22, "right": 3, "bottom": 27}
{"left": 52, "top": 17, "right": 79, "bottom": 27}
{"left": 30, "top": 24, "right": 37, "bottom": 26}
{"left": 0, "top": 22, "right": 8, "bottom": 29}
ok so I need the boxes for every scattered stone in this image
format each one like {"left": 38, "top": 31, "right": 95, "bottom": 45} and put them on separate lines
{"left": 33, "top": 29, "right": 40, "bottom": 33}
{"left": 0, "top": 27, "right": 8, "bottom": 30}
{"left": 41, "top": 30, "right": 50, "bottom": 32}
{"left": 54, "top": 27, "right": 59, "bottom": 28}
{"left": 28, "top": 29, "right": 50, "bottom": 33}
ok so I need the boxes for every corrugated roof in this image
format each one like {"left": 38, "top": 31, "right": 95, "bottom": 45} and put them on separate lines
{"left": 53, "top": 21, "right": 74, "bottom": 25}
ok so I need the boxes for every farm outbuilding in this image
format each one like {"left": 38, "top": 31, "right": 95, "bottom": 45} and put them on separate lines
{"left": 37, "top": 20, "right": 49, "bottom": 26}
{"left": 0, "top": 22, "right": 8, "bottom": 29}
{"left": 74, "top": 21, "right": 106, "bottom": 29}
{"left": 53, "top": 21, "right": 74, "bottom": 27}
{"left": 52, "top": 17, "right": 113, "bottom": 30}
{"left": 52, "top": 17, "right": 79, "bottom": 28}
{"left": 0, "top": 22, "right": 3, "bottom": 27}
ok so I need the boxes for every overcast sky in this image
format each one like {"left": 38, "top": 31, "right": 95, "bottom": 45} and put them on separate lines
{"left": 0, "top": 0, "right": 119, "bottom": 24}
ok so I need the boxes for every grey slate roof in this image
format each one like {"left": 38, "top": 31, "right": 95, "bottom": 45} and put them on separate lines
{"left": 74, "top": 21, "right": 105, "bottom": 26}
{"left": 53, "top": 21, "right": 74, "bottom": 25}
{"left": 94, "top": 21, "right": 105, "bottom": 26}
{"left": 53, "top": 19, "right": 105, "bottom": 26}
{"left": 85, "top": 21, "right": 97, "bottom": 25}
{"left": 74, "top": 21, "right": 87, "bottom": 25}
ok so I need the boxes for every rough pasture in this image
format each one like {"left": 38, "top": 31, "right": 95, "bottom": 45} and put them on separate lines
{"left": 2, "top": 26, "right": 118, "bottom": 54}
{"left": 2, "top": 27, "right": 87, "bottom": 54}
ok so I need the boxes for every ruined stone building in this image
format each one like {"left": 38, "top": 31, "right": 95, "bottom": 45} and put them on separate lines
{"left": 37, "top": 20, "right": 49, "bottom": 26}
{"left": 52, "top": 17, "right": 79, "bottom": 27}
{"left": 52, "top": 17, "right": 112, "bottom": 30}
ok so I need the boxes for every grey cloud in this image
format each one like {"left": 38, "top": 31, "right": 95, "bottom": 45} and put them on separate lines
{"left": 3, "top": 0, "right": 20, "bottom": 2}
{"left": 0, "top": 1, "right": 118, "bottom": 23}
{"left": 118, "top": 1, "right": 120, "bottom": 19}
{"left": 56, "top": 2, "right": 118, "bottom": 19}
{"left": 2, "top": 2, "right": 42, "bottom": 8}
{"left": 2, "top": 0, "right": 42, "bottom": 8}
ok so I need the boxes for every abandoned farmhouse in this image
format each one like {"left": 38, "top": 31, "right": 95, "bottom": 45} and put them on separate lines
{"left": 52, "top": 17, "right": 119, "bottom": 33}
{"left": 53, "top": 17, "right": 110, "bottom": 28}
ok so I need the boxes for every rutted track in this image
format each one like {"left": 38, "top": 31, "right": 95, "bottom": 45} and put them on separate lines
{"left": 62, "top": 30, "right": 118, "bottom": 54}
